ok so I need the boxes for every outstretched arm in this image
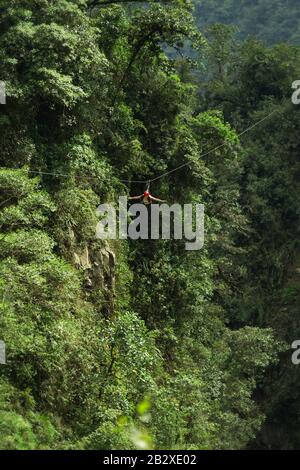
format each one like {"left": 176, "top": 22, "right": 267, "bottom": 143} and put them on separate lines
{"left": 128, "top": 194, "right": 143, "bottom": 200}
{"left": 150, "top": 195, "right": 167, "bottom": 203}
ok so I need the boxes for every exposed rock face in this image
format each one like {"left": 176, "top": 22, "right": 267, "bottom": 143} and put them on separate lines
{"left": 91, "top": 245, "right": 116, "bottom": 292}
{"left": 73, "top": 240, "right": 116, "bottom": 314}
{"left": 74, "top": 246, "right": 92, "bottom": 270}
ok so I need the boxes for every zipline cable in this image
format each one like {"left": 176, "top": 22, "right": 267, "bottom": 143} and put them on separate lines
{"left": 0, "top": 105, "right": 282, "bottom": 186}
{"left": 148, "top": 107, "right": 279, "bottom": 183}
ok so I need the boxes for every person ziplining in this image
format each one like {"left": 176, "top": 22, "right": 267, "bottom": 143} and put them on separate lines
{"left": 128, "top": 189, "right": 166, "bottom": 206}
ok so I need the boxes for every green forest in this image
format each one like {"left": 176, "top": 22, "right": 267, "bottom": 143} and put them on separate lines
{"left": 195, "top": 0, "right": 300, "bottom": 44}
{"left": 0, "top": 0, "right": 299, "bottom": 451}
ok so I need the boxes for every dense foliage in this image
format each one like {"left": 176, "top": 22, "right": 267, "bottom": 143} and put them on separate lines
{"left": 0, "top": 0, "right": 299, "bottom": 450}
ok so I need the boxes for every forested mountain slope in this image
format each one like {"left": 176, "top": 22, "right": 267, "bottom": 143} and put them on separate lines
{"left": 195, "top": 0, "right": 300, "bottom": 44}
{"left": 0, "top": 0, "right": 299, "bottom": 450}
{"left": 254, "top": 251, "right": 300, "bottom": 449}
{"left": 198, "top": 27, "right": 300, "bottom": 447}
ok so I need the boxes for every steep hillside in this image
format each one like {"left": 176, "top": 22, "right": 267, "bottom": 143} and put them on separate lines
{"left": 195, "top": 0, "right": 300, "bottom": 44}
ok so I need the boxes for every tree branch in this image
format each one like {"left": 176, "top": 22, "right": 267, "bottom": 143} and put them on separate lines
{"left": 88, "top": 0, "right": 169, "bottom": 8}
